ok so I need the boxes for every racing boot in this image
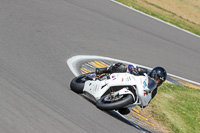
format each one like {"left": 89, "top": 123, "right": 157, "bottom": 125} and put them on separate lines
{"left": 118, "top": 108, "right": 130, "bottom": 115}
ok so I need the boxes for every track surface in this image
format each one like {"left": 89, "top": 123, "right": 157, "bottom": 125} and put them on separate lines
{"left": 0, "top": 0, "right": 199, "bottom": 132}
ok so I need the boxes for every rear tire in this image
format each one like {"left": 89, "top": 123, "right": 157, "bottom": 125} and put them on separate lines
{"left": 70, "top": 74, "right": 87, "bottom": 93}
{"left": 96, "top": 94, "right": 133, "bottom": 111}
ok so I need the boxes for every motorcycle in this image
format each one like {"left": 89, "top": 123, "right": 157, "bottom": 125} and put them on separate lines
{"left": 70, "top": 72, "right": 157, "bottom": 111}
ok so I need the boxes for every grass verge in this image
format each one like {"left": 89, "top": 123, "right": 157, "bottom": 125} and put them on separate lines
{"left": 115, "top": 0, "right": 200, "bottom": 36}
{"left": 149, "top": 83, "right": 200, "bottom": 133}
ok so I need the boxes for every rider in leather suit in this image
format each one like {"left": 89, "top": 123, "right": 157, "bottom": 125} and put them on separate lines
{"left": 95, "top": 63, "right": 167, "bottom": 115}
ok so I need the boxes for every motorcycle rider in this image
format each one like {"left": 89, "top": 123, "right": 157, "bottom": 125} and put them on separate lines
{"left": 95, "top": 63, "right": 167, "bottom": 115}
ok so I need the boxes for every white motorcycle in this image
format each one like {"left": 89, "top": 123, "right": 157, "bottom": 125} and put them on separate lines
{"left": 70, "top": 72, "right": 157, "bottom": 111}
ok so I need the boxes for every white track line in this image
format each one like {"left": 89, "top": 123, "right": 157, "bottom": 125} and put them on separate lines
{"left": 67, "top": 55, "right": 200, "bottom": 86}
{"left": 110, "top": 0, "right": 200, "bottom": 38}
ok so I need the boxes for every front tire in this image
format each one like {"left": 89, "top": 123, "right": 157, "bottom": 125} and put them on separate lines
{"left": 70, "top": 74, "right": 87, "bottom": 93}
{"left": 96, "top": 94, "right": 133, "bottom": 111}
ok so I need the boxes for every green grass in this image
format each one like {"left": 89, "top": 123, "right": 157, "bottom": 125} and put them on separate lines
{"left": 115, "top": 0, "right": 200, "bottom": 36}
{"left": 151, "top": 83, "right": 200, "bottom": 133}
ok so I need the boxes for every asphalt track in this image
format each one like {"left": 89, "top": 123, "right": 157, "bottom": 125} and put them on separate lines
{"left": 0, "top": 0, "right": 200, "bottom": 133}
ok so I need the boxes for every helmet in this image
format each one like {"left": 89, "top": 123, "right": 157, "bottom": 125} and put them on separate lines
{"left": 149, "top": 66, "right": 167, "bottom": 86}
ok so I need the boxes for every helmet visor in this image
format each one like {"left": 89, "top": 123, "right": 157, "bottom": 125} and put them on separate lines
{"left": 154, "top": 75, "right": 164, "bottom": 86}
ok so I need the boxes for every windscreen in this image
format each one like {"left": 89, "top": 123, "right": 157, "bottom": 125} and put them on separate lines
{"left": 148, "top": 77, "right": 157, "bottom": 92}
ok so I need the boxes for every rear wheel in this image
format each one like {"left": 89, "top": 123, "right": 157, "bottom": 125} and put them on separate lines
{"left": 96, "top": 94, "right": 133, "bottom": 111}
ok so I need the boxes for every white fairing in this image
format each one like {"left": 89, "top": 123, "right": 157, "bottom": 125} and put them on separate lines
{"left": 83, "top": 73, "right": 154, "bottom": 107}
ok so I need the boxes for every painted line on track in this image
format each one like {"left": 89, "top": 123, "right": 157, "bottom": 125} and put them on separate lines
{"left": 110, "top": 0, "right": 200, "bottom": 39}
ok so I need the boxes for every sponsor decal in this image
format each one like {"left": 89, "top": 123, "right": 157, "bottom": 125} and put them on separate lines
{"left": 91, "top": 84, "right": 98, "bottom": 91}
{"left": 89, "top": 84, "right": 98, "bottom": 91}
{"left": 126, "top": 77, "right": 131, "bottom": 81}
{"left": 143, "top": 81, "right": 147, "bottom": 88}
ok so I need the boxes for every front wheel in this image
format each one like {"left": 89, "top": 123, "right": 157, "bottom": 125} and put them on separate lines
{"left": 96, "top": 94, "right": 133, "bottom": 111}
{"left": 70, "top": 74, "right": 87, "bottom": 93}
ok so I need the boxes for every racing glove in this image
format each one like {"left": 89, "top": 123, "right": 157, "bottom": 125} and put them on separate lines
{"left": 128, "top": 65, "right": 139, "bottom": 75}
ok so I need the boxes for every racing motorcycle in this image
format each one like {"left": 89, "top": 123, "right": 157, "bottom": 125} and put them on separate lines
{"left": 70, "top": 72, "right": 157, "bottom": 111}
